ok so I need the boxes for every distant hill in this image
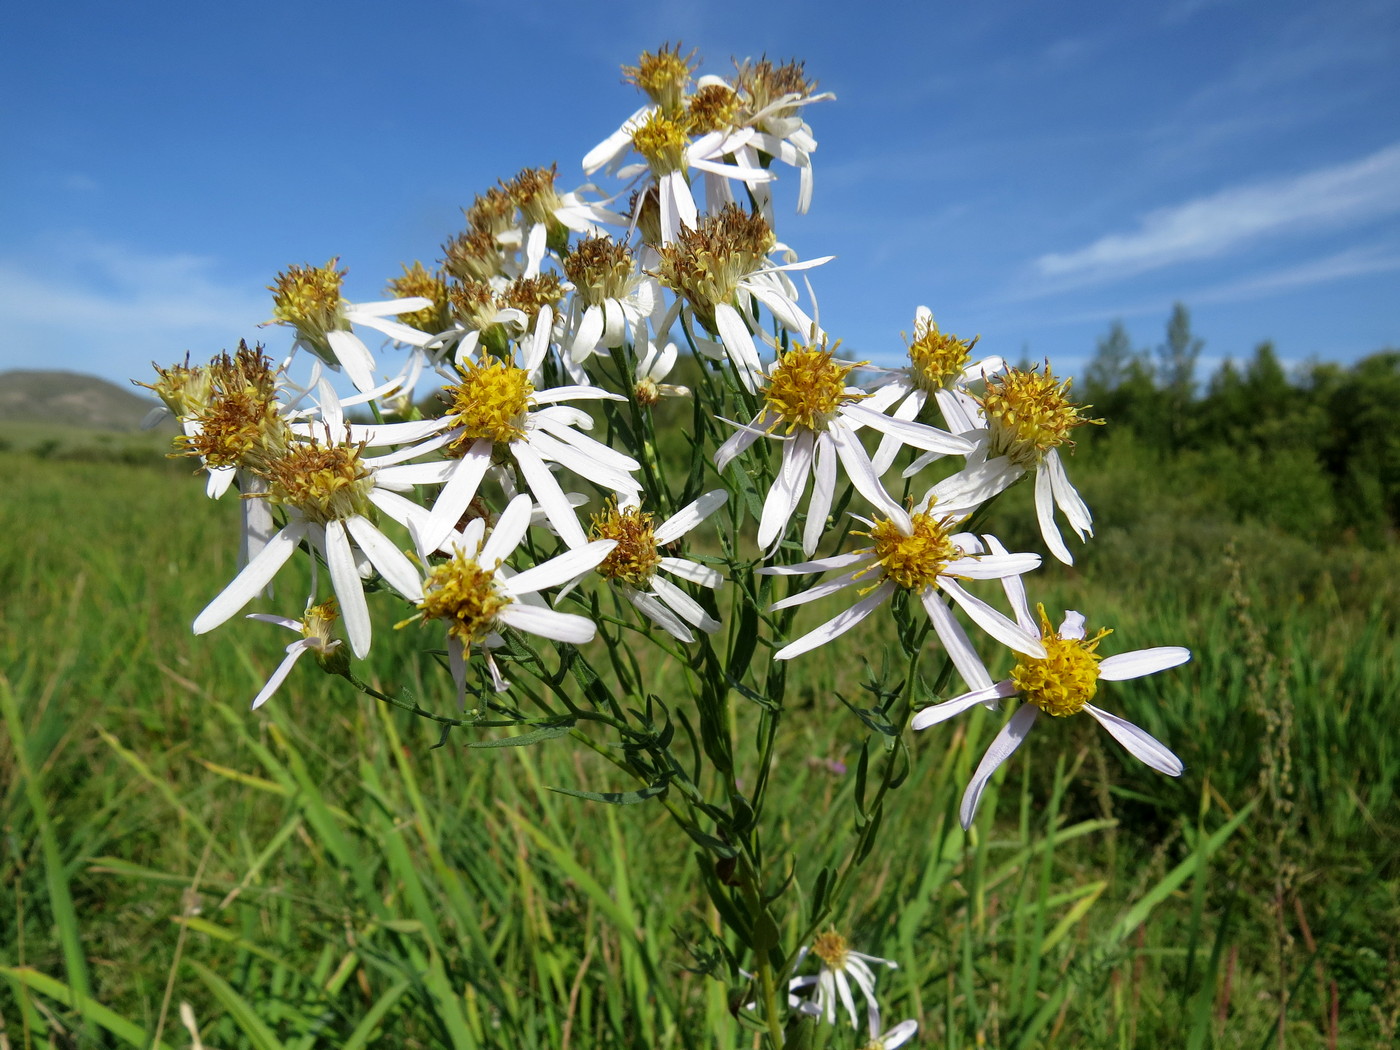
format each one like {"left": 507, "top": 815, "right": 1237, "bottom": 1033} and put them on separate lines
{"left": 0, "top": 370, "right": 161, "bottom": 430}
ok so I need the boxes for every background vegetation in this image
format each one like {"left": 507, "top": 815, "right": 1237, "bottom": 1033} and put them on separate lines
{"left": 3, "top": 314, "right": 1398, "bottom": 1048}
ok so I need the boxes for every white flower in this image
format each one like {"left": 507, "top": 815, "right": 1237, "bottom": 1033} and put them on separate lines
{"left": 382, "top": 307, "right": 642, "bottom": 555}
{"left": 632, "top": 331, "right": 691, "bottom": 405}
{"left": 869, "top": 306, "right": 1004, "bottom": 474}
{"left": 759, "top": 499, "right": 1044, "bottom": 691}
{"left": 589, "top": 491, "right": 727, "bottom": 642}
{"left": 191, "top": 401, "right": 437, "bottom": 659}
{"left": 268, "top": 260, "right": 436, "bottom": 394}
{"left": 559, "top": 236, "right": 663, "bottom": 367}
{"left": 788, "top": 933, "right": 897, "bottom": 1030}
{"left": 244, "top": 601, "right": 343, "bottom": 710}
{"left": 859, "top": 1004, "right": 919, "bottom": 1050}
{"left": 715, "top": 343, "right": 971, "bottom": 556}
{"left": 406, "top": 494, "right": 616, "bottom": 701}
{"left": 912, "top": 584, "right": 1190, "bottom": 829}
{"left": 907, "top": 363, "right": 1102, "bottom": 564}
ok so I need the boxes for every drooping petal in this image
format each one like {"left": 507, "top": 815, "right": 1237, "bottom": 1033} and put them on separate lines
{"left": 420, "top": 440, "right": 493, "bottom": 555}
{"left": 497, "top": 602, "right": 597, "bottom": 644}
{"left": 324, "top": 519, "right": 371, "bottom": 658}
{"left": 1034, "top": 464, "right": 1074, "bottom": 565}
{"left": 325, "top": 329, "right": 378, "bottom": 394}
{"left": 1085, "top": 705, "right": 1184, "bottom": 776}
{"left": 344, "top": 515, "right": 422, "bottom": 601}
{"left": 961, "top": 705, "right": 1039, "bottom": 829}
{"left": 194, "top": 522, "right": 305, "bottom": 636}
{"left": 479, "top": 492, "right": 534, "bottom": 567}
{"left": 919, "top": 588, "right": 996, "bottom": 692}
{"left": 658, "top": 557, "right": 724, "bottom": 589}
{"left": 938, "top": 577, "right": 1047, "bottom": 659}
{"left": 250, "top": 640, "right": 315, "bottom": 710}
{"left": 774, "top": 582, "right": 895, "bottom": 660}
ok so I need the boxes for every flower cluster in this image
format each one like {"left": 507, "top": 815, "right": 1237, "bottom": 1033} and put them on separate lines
{"left": 143, "top": 42, "right": 1192, "bottom": 1042}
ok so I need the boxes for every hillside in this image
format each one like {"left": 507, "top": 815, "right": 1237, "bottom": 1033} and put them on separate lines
{"left": 0, "top": 370, "right": 161, "bottom": 430}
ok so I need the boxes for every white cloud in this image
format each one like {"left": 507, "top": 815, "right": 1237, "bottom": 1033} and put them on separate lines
{"left": 1034, "top": 143, "right": 1400, "bottom": 282}
{"left": 0, "top": 236, "right": 271, "bottom": 385}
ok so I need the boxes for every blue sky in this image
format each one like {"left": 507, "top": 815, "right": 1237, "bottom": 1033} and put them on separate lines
{"left": 3, "top": 0, "right": 1397, "bottom": 394}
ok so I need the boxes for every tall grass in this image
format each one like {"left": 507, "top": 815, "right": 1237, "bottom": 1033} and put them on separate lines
{"left": 3, "top": 449, "right": 1397, "bottom": 1047}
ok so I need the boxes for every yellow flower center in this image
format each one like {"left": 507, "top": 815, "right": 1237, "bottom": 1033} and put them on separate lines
{"left": 1012, "top": 605, "right": 1111, "bottom": 717}
{"left": 387, "top": 261, "right": 449, "bottom": 334}
{"left": 907, "top": 314, "right": 976, "bottom": 394}
{"left": 632, "top": 111, "right": 692, "bottom": 175}
{"left": 260, "top": 438, "right": 376, "bottom": 525}
{"left": 810, "top": 930, "right": 850, "bottom": 971}
{"left": 141, "top": 358, "right": 213, "bottom": 418}
{"left": 269, "top": 260, "right": 346, "bottom": 340}
{"left": 445, "top": 357, "right": 534, "bottom": 449}
{"left": 414, "top": 550, "right": 512, "bottom": 647}
{"left": 653, "top": 205, "right": 775, "bottom": 330}
{"left": 563, "top": 236, "right": 635, "bottom": 306}
{"left": 686, "top": 83, "right": 739, "bottom": 133}
{"left": 590, "top": 502, "right": 662, "bottom": 586}
{"left": 465, "top": 186, "right": 516, "bottom": 237}
{"left": 980, "top": 365, "right": 1102, "bottom": 467}
{"left": 858, "top": 509, "right": 959, "bottom": 591}
{"left": 763, "top": 345, "right": 865, "bottom": 433}
{"left": 623, "top": 43, "right": 696, "bottom": 116}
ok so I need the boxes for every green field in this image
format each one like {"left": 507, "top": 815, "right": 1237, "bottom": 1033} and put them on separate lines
{"left": 3, "top": 428, "right": 1398, "bottom": 1048}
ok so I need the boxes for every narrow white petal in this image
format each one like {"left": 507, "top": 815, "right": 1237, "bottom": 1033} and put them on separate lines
{"left": 1046, "top": 449, "right": 1094, "bottom": 537}
{"left": 206, "top": 465, "right": 236, "bottom": 498}
{"left": 769, "top": 569, "right": 863, "bottom": 610}
{"left": 505, "top": 540, "right": 616, "bottom": 596}
{"left": 919, "top": 588, "right": 996, "bottom": 692}
{"left": 714, "top": 302, "right": 762, "bottom": 387}
{"left": 830, "top": 424, "right": 907, "bottom": 523}
{"left": 628, "top": 588, "right": 694, "bottom": 642}
{"left": 1085, "top": 705, "right": 1184, "bottom": 776}
{"left": 843, "top": 402, "right": 974, "bottom": 455}
{"left": 881, "top": 1020, "right": 920, "bottom": 1048}
{"left": 653, "top": 489, "right": 728, "bottom": 544}
{"left": 1098, "top": 647, "right": 1192, "bottom": 681}
{"left": 938, "top": 577, "right": 1047, "bottom": 658}
{"left": 757, "top": 432, "right": 812, "bottom": 550}
{"left": 497, "top": 602, "right": 597, "bottom": 644}
{"left": 911, "top": 681, "right": 1017, "bottom": 730}
{"left": 479, "top": 492, "right": 534, "bottom": 566}
{"left": 774, "top": 583, "right": 894, "bottom": 660}
{"left": 194, "top": 523, "right": 305, "bottom": 635}
{"left": 1059, "top": 610, "right": 1087, "bottom": 640}
{"left": 756, "top": 551, "right": 871, "bottom": 576}
{"left": 961, "top": 705, "right": 1039, "bottom": 829}
{"left": 802, "top": 435, "right": 838, "bottom": 556}
{"left": 511, "top": 443, "right": 588, "bottom": 548}
{"left": 246, "top": 613, "right": 301, "bottom": 631}
{"left": 344, "top": 515, "right": 422, "bottom": 601}
{"left": 421, "top": 441, "right": 492, "bottom": 555}
{"left": 945, "top": 552, "right": 1041, "bottom": 581}
{"left": 1035, "top": 465, "right": 1074, "bottom": 565}
{"left": 250, "top": 642, "right": 313, "bottom": 710}
{"left": 985, "top": 535, "right": 1038, "bottom": 634}
{"left": 714, "top": 415, "right": 765, "bottom": 472}
{"left": 652, "top": 575, "right": 721, "bottom": 631}
{"left": 658, "top": 557, "right": 723, "bottom": 589}
{"left": 325, "top": 329, "right": 378, "bottom": 393}
{"left": 325, "top": 520, "right": 371, "bottom": 658}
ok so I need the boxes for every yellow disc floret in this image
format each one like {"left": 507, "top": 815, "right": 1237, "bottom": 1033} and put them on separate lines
{"left": 590, "top": 501, "right": 662, "bottom": 587}
{"left": 763, "top": 344, "right": 866, "bottom": 433}
{"left": 907, "top": 314, "right": 978, "bottom": 394}
{"left": 631, "top": 110, "right": 692, "bottom": 176}
{"left": 980, "top": 365, "right": 1103, "bottom": 468}
{"left": 387, "top": 261, "right": 450, "bottom": 335}
{"left": 269, "top": 260, "right": 346, "bottom": 340}
{"left": 259, "top": 436, "right": 376, "bottom": 525}
{"left": 810, "top": 930, "right": 850, "bottom": 971}
{"left": 444, "top": 356, "right": 534, "bottom": 450}
{"left": 1012, "top": 604, "right": 1111, "bottom": 717}
{"left": 173, "top": 343, "right": 291, "bottom": 473}
{"left": 858, "top": 508, "right": 959, "bottom": 591}
{"left": 623, "top": 43, "right": 697, "bottom": 116}
{"left": 414, "top": 550, "right": 512, "bottom": 648}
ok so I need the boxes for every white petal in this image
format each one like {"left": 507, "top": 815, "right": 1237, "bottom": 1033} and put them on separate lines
{"left": 324, "top": 519, "right": 371, "bottom": 658}
{"left": 985, "top": 535, "right": 1038, "bottom": 635}
{"left": 628, "top": 588, "right": 694, "bottom": 642}
{"left": 505, "top": 540, "right": 616, "bottom": 596}
{"left": 919, "top": 588, "right": 996, "bottom": 692}
{"left": 1035, "top": 465, "right": 1074, "bottom": 565}
{"left": 421, "top": 440, "right": 493, "bottom": 555}
{"left": 479, "top": 492, "right": 534, "bottom": 567}
{"left": 769, "top": 568, "right": 863, "bottom": 611}
{"left": 344, "top": 515, "right": 422, "bottom": 601}
{"left": 194, "top": 522, "right": 305, "bottom": 635}
{"left": 773, "top": 583, "right": 894, "bottom": 660}
{"left": 510, "top": 443, "right": 588, "bottom": 548}
{"left": 714, "top": 302, "right": 762, "bottom": 388}
{"left": 250, "top": 641, "right": 314, "bottom": 710}
{"left": 757, "top": 431, "right": 812, "bottom": 550}
{"left": 1046, "top": 449, "right": 1093, "bottom": 537}
{"left": 1059, "top": 610, "right": 1087, "bottom": 640}
{"left": 802, "top": 435, "right": 838, "bottom": 556}
{"left": 843, "top": 402, "right": 973, "bottom": 455}
{"left": 961, "top": 705, "right": 1038, "bottom": 829}
{"left": 653, "top": 489, "right": 727, "bottom": 544}
{"left": 911, "top": 681, "right": 1017, "bottom": 730}
{"left": 1085, "top": 705, "right": 1184, "bottom": 776}
{"left": 497, "top": 602, "right": 597, "bottom": 644}
{"left": 1097, "top": 647, "right": 1192, "bottom": 681}
{"left": 945, "top": 551, "right": 1041, "bottom": 580}
{"left": 658, "top": 557, "right": 723, "bottom": 589}
{"left": 651, "top": 575, "right": 721, "bottom": 631}
{"left": 938, "top": 577, "right": 1047, "bottom": 659}
{"left": 756, "top": 551, "right": 871, "bottom": 575}
{"left": 325, "top": 329, "right": 378, "bottom": 393}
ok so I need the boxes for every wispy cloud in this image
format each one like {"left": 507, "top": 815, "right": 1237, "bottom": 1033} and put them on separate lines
{"left": 0, "top": 236, "right": 269, "bottom": 384}
{"left": 1033, "top": 143, "right": 1400, "bottom": 283}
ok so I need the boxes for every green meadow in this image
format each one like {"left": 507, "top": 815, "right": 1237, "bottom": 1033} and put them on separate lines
{"left": 3, "top": 395, "right": 1398, "bottom": 1047}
